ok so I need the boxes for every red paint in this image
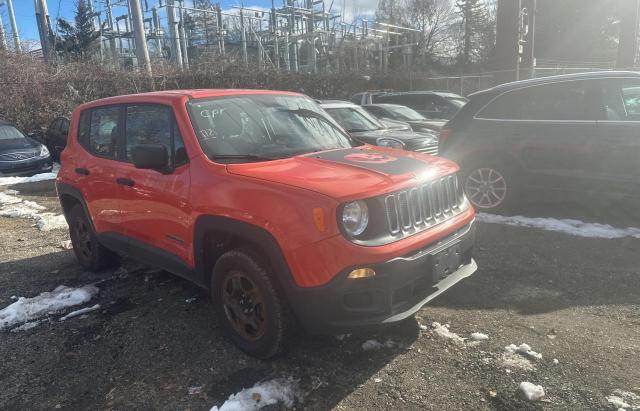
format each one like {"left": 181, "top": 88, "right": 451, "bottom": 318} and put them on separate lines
{"left": 58, "top": 90, "right": 474, "bottom": 288}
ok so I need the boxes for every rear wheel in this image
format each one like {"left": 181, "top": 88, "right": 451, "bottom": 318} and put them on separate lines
{"left": 68, "top": 204, "right": 117, "bottom": 271}
{"left": 462, "top": 162, "right": 517, "bottom": 213}
{"left": 211, "top": 250, "right": 293, "bottom": 359}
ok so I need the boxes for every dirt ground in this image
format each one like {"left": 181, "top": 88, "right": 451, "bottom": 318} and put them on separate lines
{"left": 1, "top": 179, "right": 639, "bottom": 411}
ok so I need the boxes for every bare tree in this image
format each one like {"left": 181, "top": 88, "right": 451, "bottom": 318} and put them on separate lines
{"left": 409, "top": 0, "right": 458, "bottom": 63}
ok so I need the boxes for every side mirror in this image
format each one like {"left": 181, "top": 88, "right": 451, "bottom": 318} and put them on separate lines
{"left": 132, "top": 144, "right": 169, "bottom": 171}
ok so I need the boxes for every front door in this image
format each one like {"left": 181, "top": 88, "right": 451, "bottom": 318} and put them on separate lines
{"left": 595, "top": 78, "right": 640, "bottom": 198}
{"left": 116, "top": 104, "right": 192, "bottom": 263}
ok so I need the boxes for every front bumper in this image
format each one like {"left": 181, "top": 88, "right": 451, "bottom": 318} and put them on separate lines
{"left": 0, "top": 157, "right": 53, "bottom": 177}
{"left": 287, "top": 221, "right": 476, "bottom": 334}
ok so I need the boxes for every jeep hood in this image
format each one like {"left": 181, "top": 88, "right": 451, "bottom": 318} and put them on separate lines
{"left": 226, "top": 147, "right": 459, "bottom": 201}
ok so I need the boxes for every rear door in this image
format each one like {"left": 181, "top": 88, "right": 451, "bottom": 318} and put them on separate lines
{"left": 76, "top": 105, "right": 125, "bottom": 234}
{"left": 595, "top": 77, "right": 640, "bottom": 197}
{"left": 476, "top": 80, "right": 601, "bottom": 192}
{"left": 116, "top": 104, "right": 191, "bottom": 263}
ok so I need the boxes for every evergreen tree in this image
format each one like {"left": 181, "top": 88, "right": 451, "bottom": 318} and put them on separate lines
{"left": 455, "top": 0, "right": 491, "bottom": 67}
{"left": 52, "top": 0, "right": 103, "bottom": 60}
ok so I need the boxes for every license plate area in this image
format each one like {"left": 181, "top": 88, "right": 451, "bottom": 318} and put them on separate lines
{"left": 431, "top": 245, "right": 462, "bottom": 282}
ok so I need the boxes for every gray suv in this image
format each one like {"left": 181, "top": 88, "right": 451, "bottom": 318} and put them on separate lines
{"left": 439, "top": 71, "right": 640, "bottom": 211}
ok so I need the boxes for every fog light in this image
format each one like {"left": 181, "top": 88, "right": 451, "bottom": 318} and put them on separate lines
{"left": 347, "top": 268, "right": 376, "bottom": 279}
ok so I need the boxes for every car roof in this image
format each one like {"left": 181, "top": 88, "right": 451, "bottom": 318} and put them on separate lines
{"left": 363, "top": 104, "right": 407, "bottom": 109}
{"left": 79, "top": 89, "right": 304, "bottom": 109}
{"left": 472, "top": 71, "right": 640, "bottom": 97}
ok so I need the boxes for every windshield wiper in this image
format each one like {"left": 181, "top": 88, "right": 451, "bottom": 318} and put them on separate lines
{"left": 210, "top": 154, "right": 274, "bottom": 162}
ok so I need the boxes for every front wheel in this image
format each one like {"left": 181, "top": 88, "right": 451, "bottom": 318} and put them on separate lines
{"left": 462, "top": 163, "right": 517, "bottom": 212}
{"left": 211, "top": 250, "right": 293, "bottom": 359}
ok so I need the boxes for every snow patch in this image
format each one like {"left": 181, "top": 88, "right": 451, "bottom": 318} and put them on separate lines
{"left": 518, "top": 382, "right": 545, "bottom": 401}
{"left": 431, "top": 322, "right": 465, "bottom": 343}
{"left": 361, "top": 339, "right": 395, "bottom": 351}
{"left": 477, "top": 212, "right": 640, "bottom": 239}
{"left": 0, "top": 190, "right": 67, "bottom": 231}
{"left": 505, "top": 343, "right": 543, "bottom": 360}
{"left": 59, "top": 304, "right": 101, "bottom": 321}
{"left": 0, "top": 285, "right": 99, "bottom": 331}
{"left": 0, "top": 164, "right": 60, "bottom": 186}
{"left": 470, "top": 332, "right": 489, "bottom": 341}
{"left": 500, "top": 353, "right": 535, "bottom": 371}
{"left": 210, "top": 378, "right": 301, "bottom": 411}
{"left": 607, "top": 389, "right": 640, "bottom": 410}
{"left": 10, "top": 320, "right": 42, "bottom": 332}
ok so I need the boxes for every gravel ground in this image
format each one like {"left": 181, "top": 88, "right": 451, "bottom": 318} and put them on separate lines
{"left": 1, "top": 179, "right": 639, "bottom": 410}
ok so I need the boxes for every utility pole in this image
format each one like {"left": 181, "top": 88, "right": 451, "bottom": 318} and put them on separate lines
{"left": 0, "top": 14, "right": 6, "bottom": 51}
{"left": 167, "top": 0, "right": 183, "bottom": 68}
{"left": 128, "top": 0, "right": 152, "bottom": 76}
{"left": 6, "top": 0, "right": 20, "bottom": 51}
{"left": 34, "top": 0, "right": 52, "bottom": 61}
{"left": 240, "top": 9, "right": 248, "bottom": 67}
{"left": 151, "top": 6, "right": 162, "bottom": 56}
{"left": 105, "top": 0, "right": 119, "bottom": 64}
{"left": 177, "top": 0, "right": 189, "bottom": 69}
{"left": 528, "top": 0, "right": 536, "bottom": 78}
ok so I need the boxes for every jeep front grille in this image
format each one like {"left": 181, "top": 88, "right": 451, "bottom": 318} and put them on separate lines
{"left": 384, "top": 174, "right": 466, "bottom": 236}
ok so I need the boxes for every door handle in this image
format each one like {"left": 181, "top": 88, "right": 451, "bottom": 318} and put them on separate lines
{"left": 75, "top": 167, "right": 90, "bottom": 175}
{"left": 116, "top": 177, "right": 135, "bottom": 187}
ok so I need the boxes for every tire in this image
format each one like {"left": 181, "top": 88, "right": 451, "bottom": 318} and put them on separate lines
{"left": 211, "top": 249, "right": 293, "bottom": 359}
{"left": 461, "top": 160, "right": 519, "bottom": 213}
{"left": 68, "top": 204, "right": 118, "bottom": 271}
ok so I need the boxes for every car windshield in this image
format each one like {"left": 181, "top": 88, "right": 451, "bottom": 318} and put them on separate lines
{"left": 446, "top": 97, "right": 468, "bottom": 108}
{"left": 325, "top": 106, "right": 384, "bottom": 132}
{"left": 187, "top": 95, "right": 354, "bottom": 162}
{"left": 385, "top": 105, "right": 427, "bottom": 121}
{"left": 0, "top": 124, "right": 26, "bottom": 140}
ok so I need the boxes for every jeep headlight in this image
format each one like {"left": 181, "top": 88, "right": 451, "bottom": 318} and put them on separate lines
{"left": 376, "top": 138, "right": 404, "bottom": 149}
{"left": 341, "top": 200, "right": 369, "bottom": 236}
{"left": 39, "top": 145, "right": 50, "bottom": 158}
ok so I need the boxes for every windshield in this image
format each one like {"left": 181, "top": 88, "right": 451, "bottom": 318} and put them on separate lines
{"left": 0, "top": 124, "right": 26, "bottom": 140}
{"left": 385, "top": 105, "right": 427, "bottom": 121}
{"left": 187, "top": 95, "right": 354, "bottom": 162}
{"left": 325, "top": 106, "right": 384, "bottom": 132}
{"left": 446, "top": 97, "right": 468, "bottom": 108}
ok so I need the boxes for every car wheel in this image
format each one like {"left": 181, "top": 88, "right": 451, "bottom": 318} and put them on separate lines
{"left": 462, "top": 162, "right": 517, "bottom": 212}
{"left": 212, "top": 250, "right": 293, "bottom": 359}
{"left": 68, "top": 204, "right": 118, "bottom": 271}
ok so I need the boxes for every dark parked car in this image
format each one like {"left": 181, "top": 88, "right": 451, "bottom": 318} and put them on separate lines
{"left": 439, "top": 71, "right": 640, "bottom": 211}
{"left": 320, "top": 101, "right": 439, "bottom": 155}
{"left": 0, "top": 121, "right": 53, "bottom": 176}
{"left": 44, "top": 116, "right": 70, "bottom": 161}
{"left": 363, "top": 103, "right": 447, "bottom": 133}
{"left": 352, "top": 91, "right": 468, "bottom": 119}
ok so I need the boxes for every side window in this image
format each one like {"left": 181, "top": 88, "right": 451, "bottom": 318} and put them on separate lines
{"left": 79, "top": 106, "right": 122, "bottom": 158}
{"left": 366, "top": 106, "right": 386, "bottom": 117}
{"left": 478, "top": 81, "right": 596, "bottom": 121}
{"left": 49, "top": 119, "right": 61, "bottom": 133}
{"left": 60, "top": 119, "right": 69, "bottom": 135}
{"left": 125, "top": 105, "right": 187, "bottom": 167}
{"left": 602, "top": 79, "right": 640, "bottom": 120}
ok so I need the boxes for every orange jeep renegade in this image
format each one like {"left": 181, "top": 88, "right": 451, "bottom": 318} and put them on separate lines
{"left": 56, "top": 90, "right": 477, "bottom": 358}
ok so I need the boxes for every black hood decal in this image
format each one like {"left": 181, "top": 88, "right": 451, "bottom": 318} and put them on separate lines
{"left": 309, "top": 148, "right": 427, "bottom": 175}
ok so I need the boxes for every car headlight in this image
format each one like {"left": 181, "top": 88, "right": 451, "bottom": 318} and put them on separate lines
{"left": 341, "top": 200, "right": 369, "bottom": 237}
{"left": 39, "top": 145, "right": 50, "bottom": 158}
{"left": 376, "top": 138, "right": 404, "bottom": 149}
